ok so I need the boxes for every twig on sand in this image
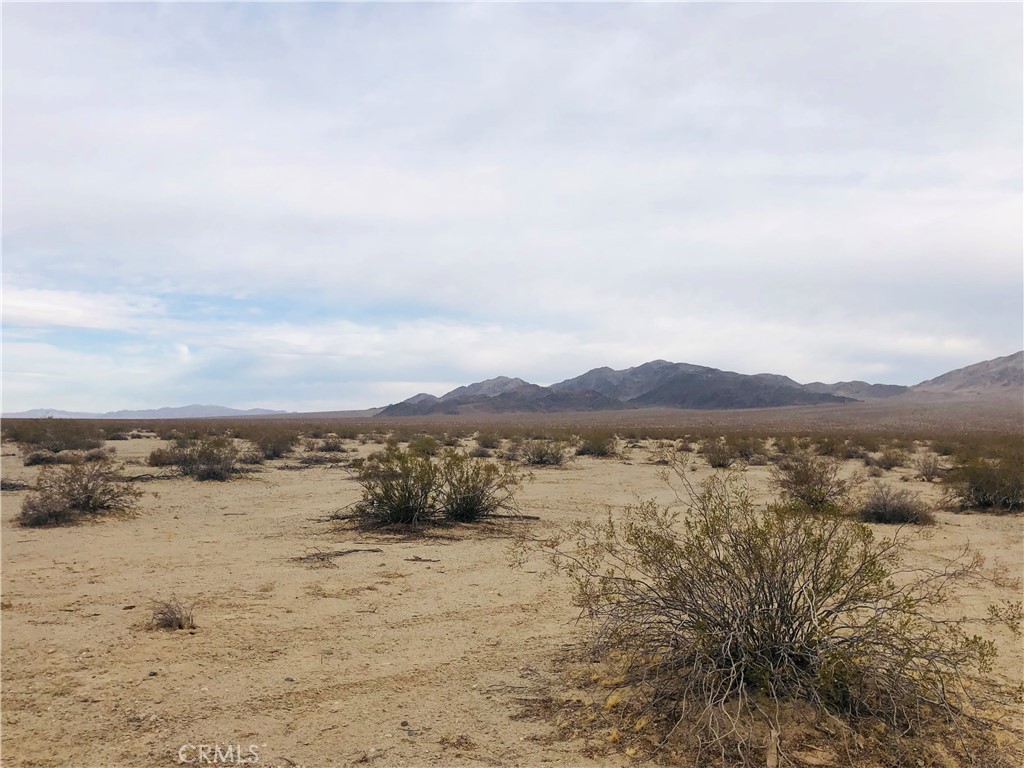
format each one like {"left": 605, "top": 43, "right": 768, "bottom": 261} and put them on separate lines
{"left": 291, "top": 547, "right": 384, "bottom": 568}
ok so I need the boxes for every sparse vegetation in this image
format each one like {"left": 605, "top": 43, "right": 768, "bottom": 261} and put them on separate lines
{"left": 699, "top": 438, "right": 739, "bottom": 468}
{"left": 528, "top": 468, "right": 1007, "bottom": 765}
{"left": 18, "top": 459, "right": 142, "bottom": 527}
{"left": 520, "top": 439, "right": 571, "bottom": 466}
{"left": 152, "top": 436, "right": 240, "bottom": 481}
{"left": 350, "top": 445, "right": 525, "bottom": 526}
{"left": 770, "top": 451, "right": 855, "bottom": 512}
{"left": 575, "top": 430, "right": 617, "bottom": 457}
{"left": 945, "top": 445, "right": 1024, "bottom": 513}
{"left": 150, "top": 596, "right": 195, "bottom": 630}
{"left": 3, "top": 418, "right": 103, "bottom": 454}
{"left": 436, "top": 449, "right": 526, "bottom": 522}
{"left": 857, "top": 482, "right": 935, "bottom": 525}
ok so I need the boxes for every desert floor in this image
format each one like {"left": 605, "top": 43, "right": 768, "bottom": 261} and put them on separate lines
{"left": 2, "top": 436, "right": 1021, "bottom": 768}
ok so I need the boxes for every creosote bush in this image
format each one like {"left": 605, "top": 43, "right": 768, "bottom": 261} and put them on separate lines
{"left": 945, "top": 445, "right": 1024, "bottom": 513}
{"left": 351, "top": 445, "right": 525, "bottom": 526}
{"left": 770, "top": 451, "right": 854, "bottom": 512}
{"left": 699, "top": 438, "right": 739, "bottom": 468}
{"left": 857, "top": 482, "right": 935, "bottom": 525}
{"left": 575, "top": 430, "right": 618, "bottom": 458}
{"left": 527, "top": 467, "right": 1009, "bottom": 765}
{"left": 3, "top": 418, "right": 103, "bottom": 454}
{"left": 157, "top": 436, "right": 239, "bottom": 481}
{"left": 436, "top": 449, "right": 526, "bottom": 522}
{"left": 18, "top": 459, "right": 142, "bottom": 527}
{"left": 520, "top": 439, "right": 571, "bottom": 466}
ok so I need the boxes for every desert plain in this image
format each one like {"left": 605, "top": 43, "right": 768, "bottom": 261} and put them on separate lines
{"left": 1, "top": 406, "right": 1022, "bottom": 768}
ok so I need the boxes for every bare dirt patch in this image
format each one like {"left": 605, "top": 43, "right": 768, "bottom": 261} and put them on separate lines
{"left": 1, "top": 435, "right": 1020, "bottom": 767}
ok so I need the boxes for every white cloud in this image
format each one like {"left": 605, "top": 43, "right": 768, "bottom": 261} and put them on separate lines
{"left": 2, "top": 3, "right": 1020, "bottom": 411}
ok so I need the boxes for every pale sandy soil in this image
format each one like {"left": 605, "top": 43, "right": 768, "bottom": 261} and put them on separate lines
{"left": 1, "top": 437, "right": 1021, "bottom": 768}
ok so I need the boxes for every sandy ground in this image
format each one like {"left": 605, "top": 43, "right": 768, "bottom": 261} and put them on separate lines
{"left": 1, "top": 437, "right": 1021, "bottom": 768}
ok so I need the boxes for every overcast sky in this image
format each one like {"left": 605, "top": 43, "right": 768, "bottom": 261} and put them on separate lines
{"left": 3, "top": 3, "right": 1021, "bottom": 413}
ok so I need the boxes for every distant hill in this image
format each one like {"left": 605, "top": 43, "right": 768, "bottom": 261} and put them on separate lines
{"left": 377, "top": 352, "right": 1023, "bottom": 417}
{"left": 378, "top": 361, "right": 854, "bottom": 416}
{"left": 2, "top": 405, "right": 290, "bottom": 420}
{"left": 910, "top": 351, "right": 1023, "bottom": 396}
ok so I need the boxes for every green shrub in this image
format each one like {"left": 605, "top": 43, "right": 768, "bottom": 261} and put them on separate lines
{"left": 868, "top": 448, "right": 909, "bottom": 470}
{"left": 168, "top": 436, "right": 239, "bottom": 481}
{"left": 251, "top": 428, "right": 299, "bottom": 459}
{"left": 3, "top": 418, "right": 103, "bottom": 453}
{"left": 770, "top": 452, "right": 854, "bottom": 512}
{"left": 147, "top": 447, "right": 176, "bottom": 467}
{"left": 529, "top": 471, "right": 1001, "bottom": 763}
{"left": 520, "top": 439, "right": 570, "bottom": 466}
{"left": 475, "top": 432, "right": 501, "bottom": 450}
{"left": 700, "top": 438, "right": 740, "bottom": 469}
{"left": 18, "top": 459, "right": 142, "bottom": 527}
{"left": 857, "top": 483, "right": 935, "bottom": 525}
{"left": 352, "top": 445, "right": 439, "bottom": 525}
{"left": 575, "top": 430, "right": 617, "bottom": 457}
{"left": 318, "top": 437, "right": 349, "bottom": 453}
{"left": 945, "top": 446, "right": 1024, "bottom": 512}
{"left": 436, "top": 449, "right": 525, "bottom": 522}
{"left": 407, "top": 434, "right": 440, "bottom": 457}
{"left": 351, "top": 446, "right": 527, "bottom": 526}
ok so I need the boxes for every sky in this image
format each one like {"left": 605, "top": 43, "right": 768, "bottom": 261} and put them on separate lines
{"left": 3, "top": 3, "right": 1022, "bottom": 413}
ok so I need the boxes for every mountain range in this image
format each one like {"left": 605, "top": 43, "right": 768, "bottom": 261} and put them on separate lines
{"left": 377, "top": 352, "right": 1023, "bottom": 417}
{"left": 1, "top": 405, "right": 289, "bottom": 420}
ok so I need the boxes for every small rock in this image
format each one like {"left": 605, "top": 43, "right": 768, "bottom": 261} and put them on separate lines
{"left": 284, "top": 677, "right": 295, "bottom": 682}
{"left": 401, "top": 720, "right": 409, "bottom": 727}
{"left": 148, "top": 671, "right": 157, "bottom": 677}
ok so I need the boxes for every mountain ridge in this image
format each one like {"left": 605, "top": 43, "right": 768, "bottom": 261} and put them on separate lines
{"left": 2, "top": 405, "right": 290, "bottom": 420}
{"left": 377, "top": 352, "right": 1023, "bottom": 416}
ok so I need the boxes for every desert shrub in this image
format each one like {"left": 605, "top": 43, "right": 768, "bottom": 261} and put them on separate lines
{"left": 867, "top": 465, "right": 884, "bottom": 478}
{"left": 318, "top": 437, "right": 348, "bottom": 453}
{"left": 814, "top": 436, "right": 846, "bottom": 457}
{"left": 351, "top": 446, "right": 528, "bottom": 526}
{"left": 468, "top": 446, "right": 492, "bottom": 458}
{"left": 869, "top": 448, "right": 909, "bottom": 470}
{"left": 151, "top": 596, "right": 195, "bottom": 630}
{"left": 915, "top": 453, "right": 943, "bottom": 482}
{"left": 146, "top": 447, "right": 176, "bottom": 467}
{"left": 407, "top": 434, "right": 440, "bottom": 457}
{"left": 475, "top": 431, "right": 501, "bottom": 450}
{"left": 529, "top": 471, "right": 1003, "bottom": 765}
{"left": 23, "top": 450, "right": 83, "bottom": 467}
{"left": 575, "top": 430, "right": 617, "bottom": 457}
{"left": 436, "top": 449, "right": 525, "bottom": 522}
{"left": 106, "top": 432, "right": 129, "bottom": 441}
{"left": 770, "top": 452, "right": 854, "bottom": 512}
{"left": 169, "top": 437, "right": 239, "bottom": 481}
{"left": 727, "top": 436, "right": 768, "bottom": 465}
{"left": 237, "top": 448, "right": 265, "bottom": 465}
{"left": 676, "top": 440, "right": 694, "bottom": 453}
{"left": 352, "top": 445, "right": 439, "bottom": 525}
{"left": 249, "top": 428, "right": 299, "bottom": 459}
{"left": 3, "top": 418, "right": 103, "bottom": 453}
{"left": 520, "top": 439, "right": 570, "bottom": 466}
{"left": 18, "top": 459, "right": 142, "bottom": 527}
{"left": 699, "top": 438, "right": 739, "bottom": 469}
{"left": 772, "top": 435, "right": 800, "bottom": 456}
{"left": 857, "top": 483, "right": 935, "bottom": 525}
{"left": 945, "top": 446, "right": 1024, "bottom": 513}
{"left": 83, "top": 447, "right": 114, "bottom": 462}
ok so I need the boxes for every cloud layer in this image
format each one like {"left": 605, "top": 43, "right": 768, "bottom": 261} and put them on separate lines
{"left": 4, "top": 4, "right": 1021, "bottom": 411}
